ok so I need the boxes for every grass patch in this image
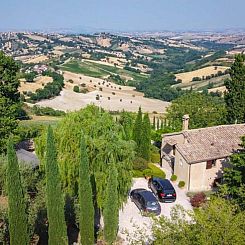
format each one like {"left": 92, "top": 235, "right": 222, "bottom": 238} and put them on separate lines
{"left": 133, "top": 163, "right": 166, "bottom": 179}
{"left": 20, "top": 118, "right": 61, "bottom": 127}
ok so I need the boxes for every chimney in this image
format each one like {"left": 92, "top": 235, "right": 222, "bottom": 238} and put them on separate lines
{"left": 182, "top": 114, "right": 190, "bottom": 131}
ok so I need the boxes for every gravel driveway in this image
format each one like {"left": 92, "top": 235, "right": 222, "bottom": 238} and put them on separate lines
{"left": 118, "top": 177, "right": 193, "bottom": 244}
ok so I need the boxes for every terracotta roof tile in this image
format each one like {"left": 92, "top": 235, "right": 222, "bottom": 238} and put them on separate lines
{"left": 164, "top": 124, "right": 245, "bottom": 163}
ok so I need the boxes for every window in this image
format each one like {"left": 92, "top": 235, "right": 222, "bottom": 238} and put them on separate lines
{"left": 206, "top": 159, "right": 216, "bottom": 169}
{"left": 180, "top": 159, "right": 183, "bottom": 167}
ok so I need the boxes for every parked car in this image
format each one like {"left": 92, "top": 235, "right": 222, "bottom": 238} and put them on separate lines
{"left": 148, "top": 177, "right": 176, "bottom": 203}
{"left": 130, "top": 188, "right": 161, "bottom": 216}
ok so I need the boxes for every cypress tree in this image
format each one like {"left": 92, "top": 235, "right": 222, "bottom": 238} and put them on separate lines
{"left": 79, "top": 132, "right": 94, "bottom": 245}
{"left": 153, "top": 116, "right": 156, "bottom": 129}
{"left": 45, "top": 126, "right": 67, "bottom": 245}
{"left": 160, "top": 119, "right": 163, "bottom": 129}
{"left": 157, "top": 117, "right": 160, "bottom": 130}
{"left": 132, "top": 107, "right": 143, "bottom": 156}
{"left": 141, "top": 114, "right": 151, "bottom": 161}
{"left": 225, "top": 54, "right": 245, "bottom": 123}
{"left": 104, "top": 163, "right": 119, "bottom": 244}
{"left": 7, "top": 138, "right": 29, "bottom": 245}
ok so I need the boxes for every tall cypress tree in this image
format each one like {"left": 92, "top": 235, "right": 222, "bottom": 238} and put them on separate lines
{"left": 225, "top": 54, "right": 245, "bottom": 123}
{"left": 7, "top": 138, "right": 29, "bottom": 245}
{"left": 104, "top": 163, "right": 119, "bottom": 244}
{"left": 45, "top": 126, "right": 67, "bottom": 245}
{"left": 141, "top": 114, "right": 151, "bottom": 161}
{"left": 79, "top": 132, "right": 94, "bottom": 245}
{"left": 132, "top": 107, "right": 143, "bottom": 156}
{"left": 153, "top": 116, "right": 156, "bottom": 129}
{"left": 160, "top": 119, "right": 164, "bottom": 129}
{"left": 157, "top": 117, "right": 160, "bottom": 130}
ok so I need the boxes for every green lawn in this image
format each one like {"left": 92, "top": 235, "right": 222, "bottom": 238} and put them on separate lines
{"left": 19, "top": 117, "right": 61, "bottom": 127}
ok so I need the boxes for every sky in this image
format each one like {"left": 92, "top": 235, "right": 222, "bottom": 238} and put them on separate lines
{"left": 1, "top": 0, "right": 245, "bottom": 32}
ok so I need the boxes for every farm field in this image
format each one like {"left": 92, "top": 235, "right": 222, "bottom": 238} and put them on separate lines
{"left": 36, "top": 71, "right": 169, "bottom": 113}
{"left": 24, "top": 55, "right": 49, "bottom": 64}
{"left": 19, "top": 76, "right": 53, "bottom": 94}
{"left": 173, "top": 74, "right": 230, "bottom": 91}
{"left": 60, "top": 59, "right": 148, "bottom": 83}
{"left": 175, "top": 65, "right": 229, "bottom": 83}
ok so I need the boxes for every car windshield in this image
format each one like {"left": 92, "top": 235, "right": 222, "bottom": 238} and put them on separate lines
{"left": 147, "top": 201, "right": 157, "bottom": 207}
{"left": 165, "top": 189, "right": 175, "bottom": 194}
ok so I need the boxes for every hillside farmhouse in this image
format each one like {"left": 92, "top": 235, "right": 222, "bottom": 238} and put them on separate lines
{"left": 161, "top": 115, "right": 245, "bottom": 191}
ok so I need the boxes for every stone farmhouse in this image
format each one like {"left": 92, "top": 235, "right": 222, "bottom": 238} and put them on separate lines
{"left": 161, "top": 115, "right": 245, "bottom": 191}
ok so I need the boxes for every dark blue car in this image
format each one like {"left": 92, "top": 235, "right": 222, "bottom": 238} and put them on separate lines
{"left": 130, "top": 188, "right": 161, "bottom": 216}
{"left": 148, "top": 177, "right": 176, "bottom": 203}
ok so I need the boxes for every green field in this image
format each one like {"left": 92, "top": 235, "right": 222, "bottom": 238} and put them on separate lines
{"left": 60, "top": 60, "right": 148, "bottom": 83}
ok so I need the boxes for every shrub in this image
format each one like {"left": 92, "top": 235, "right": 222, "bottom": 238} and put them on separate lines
{"left": 32, "top": 105, "right": 65, "bottom": 117}
{"left": 190, "top": 192, "right": 206, "bottom": 207}
{"left": 68, "top": 79, "right": 74, "bottom": 83}
{"left": 151, "top": 153, "right": 160, "bottom": 163}
{"left": 148, "top": 163, "right": 166, "bottom": 179}
{"left": 73, "top": 86, "right": 80, "bottom": 93}
{"left": 170, "top": 174, "right": 177, "bottom": 181}
{"left": 143, "top": 169, "right": 153, "bottom": 178}
{"left": 132, "top": 157, "right": 148, "bottom": 171}
{"left": 80, "top": 88, "right": 88, "bottom": 94}
{"left": 178, "top": 181, "right": 185, "bottom": 188}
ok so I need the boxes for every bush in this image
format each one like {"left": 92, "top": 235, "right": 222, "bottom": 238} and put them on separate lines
{"left": 32, "top": 105, "right": 65, "bottom": 117}
{"left": 190, "top": 192, "right": 206, "bottom": 207}
{"left": 143, "top": 169, "right": 153, "bottom": 177}
{"left": 151, "top": 153, "right": 160, "bottom": 163}
{"left": 132, "top": 163, "right": 166, "bottom": 179}
{"left": 178, "top": 181, "right": 185, "bottom": 188}
{"left": 170, "top": 174, "right": 177, "bottom": 181}
{"left": 80, "top": 88, "right": 88, "bottom": 94}
{"left": 148, "top": 163, "right": 166, "bottom": 179}
{"left": 132, "top": 157, "right": 148, "bottom": 171}
{"left": 73, "top": 85, "right": 80, "bottom": 93}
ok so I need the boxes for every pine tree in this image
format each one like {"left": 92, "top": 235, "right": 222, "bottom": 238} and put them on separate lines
{"left": 7, "top": 137, "right": 29, "bottom": 245}
{"left": 132, "top": 107, "right": 143, "bottom": 156}
{"left": 79, "top": 132, "right": 94, "bottom": 245}
{"left": 153, "top": 116, "right": 156, "bottom": 129}
{"left": 141, "top": 114, "right": 151, "bottom": 161}
{"left": 45, "top": 126, "right": 67, "bottom": 245}
{"left": 225, "top": 54, "right": 245, "bottom": 123}
{"left": 104, "top": 163, "right": 119, "bottom": 244}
